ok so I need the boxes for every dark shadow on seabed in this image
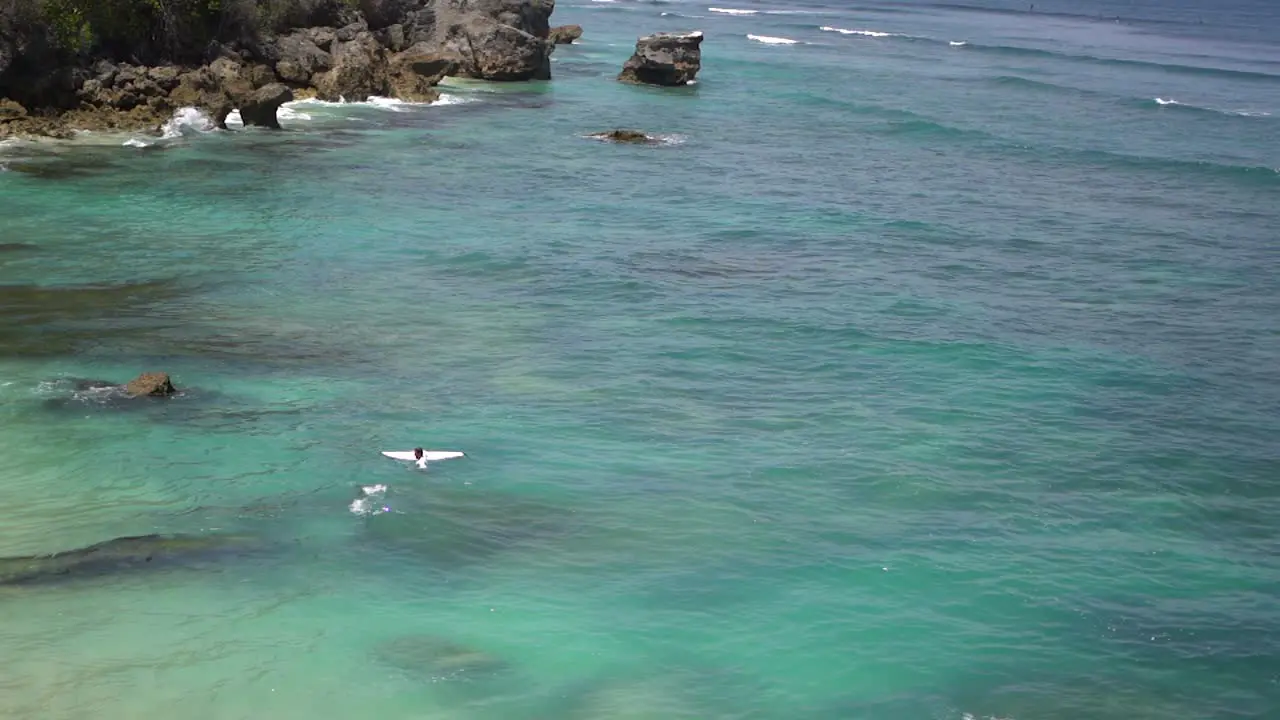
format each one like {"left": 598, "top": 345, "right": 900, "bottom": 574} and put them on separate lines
{"left": 0, "top": 532, "right": 267, "bottom": 588}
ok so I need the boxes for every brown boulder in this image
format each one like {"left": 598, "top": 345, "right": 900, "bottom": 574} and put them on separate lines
{"left": 273, "top": 32, "right": 334, "bottom": 87}
{"left": 169, "top": 68, "right": 236, "bottom": 127}
{"left": 125, "top": 372, "right": 177, "bottom": 398}
{"left": 147, "top": 66, "right": 182, "bottom": 91}
{"left": 548, "top": 25, "right": 583, "bottom": 45}
{"left": 432, "top": 0, "right": 554, "bottom": 81}
{"left": 239, "top": 83, "right": 294, "bottom": 129}
{"left": 0, "top": 99, "right": 27, "bottom": 119}
{"left": 315, "top": 32, "right": 388, "bottom": 102}
{"left": 618, "top": 31, "right": 703, "bottom": 86}
{"left": 387, "top": 43, "right": 455, "bottom": 102}
{"left": 440, "top": 21, "right": 551, "bottom": 81}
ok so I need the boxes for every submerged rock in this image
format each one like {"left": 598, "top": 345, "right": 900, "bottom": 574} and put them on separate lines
{"left": 618, "top": 31, "right": 703, "bottom": 87}
{"left": 125, "top": 371, "right": 178, "bottom": 397}
{"left": 374, "top": 635, "right": 509, "bottom": 678}
{"left": 0, "top": 533, "right": 258, "bottom": 586}
{"left": 548, "top": 24, "right": 583, "bottom": 44}
{"left": 588, "top": 129, "right": 657, "bottom": 144}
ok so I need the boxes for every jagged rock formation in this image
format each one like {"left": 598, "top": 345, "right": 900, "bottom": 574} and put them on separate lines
{"left": 548, "top": 24, "right": 582, "bottom": 44}
{"left": 0, "top": 0, "right": 560, "bottom": 138}
{"left": 618, "top": 31, "right": 703, "bottom": 87}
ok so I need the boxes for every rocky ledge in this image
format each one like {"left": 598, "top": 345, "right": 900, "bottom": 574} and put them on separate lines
{"left": 0, "top": 0, "right": 561, "bottom": 139}
{"left": 548, "top": 24, "right": 583, "bottom": 44}
{"left": 618, "top": 31, "right": 703, "bottom": 87}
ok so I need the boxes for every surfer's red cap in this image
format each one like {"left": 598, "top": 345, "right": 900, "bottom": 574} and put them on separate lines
{"left": 414, "top": 448, "right": 424, "bottom": 459}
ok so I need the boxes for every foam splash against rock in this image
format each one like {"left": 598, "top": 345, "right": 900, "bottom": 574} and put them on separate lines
{"left": 161, "top": 107, "right": 216, "bottom": 139}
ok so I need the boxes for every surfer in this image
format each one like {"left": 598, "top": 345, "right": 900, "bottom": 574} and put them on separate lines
{"left": 413, "top": 447, "right": 428, "bottom": 469}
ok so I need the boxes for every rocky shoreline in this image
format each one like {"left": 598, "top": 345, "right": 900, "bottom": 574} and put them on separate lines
{"left": 0, "top": 0, "right": 703, "bottom": 140}
{"left": 0, "top": 0, "right": 578, "bottom": 139}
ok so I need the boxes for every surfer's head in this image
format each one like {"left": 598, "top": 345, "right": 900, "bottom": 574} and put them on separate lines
{"left": 414, "top": 448, "right": 424, "bottom": 460}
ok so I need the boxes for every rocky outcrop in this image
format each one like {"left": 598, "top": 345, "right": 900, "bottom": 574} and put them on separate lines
{"left": 548, "top": 24, "right": 582, "bottom": 44}
{"left": 315, "top": 31, "right": 388, "bottom": 101}
{"left": 388, "top": 44, "right": 456, "bottom": 102}
{"left": 240, "top": 83, "right": 295, "bottom": 128}
{"left": 618, "top": 31, "right": 703, "bottom": 87}
{"left": 0, "top": 0, "right": 563, "bottom": 139}
{"left": 432, "top": 0, "right": 554, "bottom": 81}
{"left": 125, "top": 372, "right": 177, "bottom": 397}
{"left": 271, "top": 31, "right": 334, "bottom": 86}
{"left": 588, "top": 129, "right": 656, "bottom": 144}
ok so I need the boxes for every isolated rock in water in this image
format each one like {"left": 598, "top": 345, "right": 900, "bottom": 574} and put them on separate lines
{"left": 588, "top": 129, "right": 656, "bottom": 144}
{"left": 315, "top": 31, "right": 388, "bottom": 101}
{"left": 548, "top": 24, "right": 583, "bottom": 44}
{"left": 618, "top": 31, "right": 703, "bottom": 86}
{"left": 125, "top": 372, "right": 177, "bottom": 397}
{"left": 239, "top": 83, "right": 294, "bottom": 128}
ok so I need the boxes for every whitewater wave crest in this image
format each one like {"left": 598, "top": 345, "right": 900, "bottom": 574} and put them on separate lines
{"left": 1153, "top": 97, "right": 1271, "bottom": 117}
{"left": 748, "top": 34, "right": 799, "bottom": 45}
{"left": 820, "top": 26, "right": 900, "bottom": 38}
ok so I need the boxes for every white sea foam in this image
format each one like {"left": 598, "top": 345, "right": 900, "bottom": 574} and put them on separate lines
{"left": 161, "top": 107, "right": 217, "bottom": 139}
{"left": 748, "top": 34, "right": 799, "bottom": 45}
{"left": 950, "top": 40, "right": 968, "bottom": 46}
{"left": 349, "top": 483, "right": 391, "bottom": 515}
{"left": 710, "top": 7, "right": 758, "bottom": 15}
{"left": 821, "top": 26, "right": 896, "bottom": 37}
{"left": 278, "top": 104, "right": 313, "bottom": 121}
{"left": 122, "top": 138, "right": 151, "bottom": 148}
{"left": 291, "top": 95, "right": 451, "bottom": 112}
{"left": 431, "top": 94, "right": 476, "bottom": 106}
{"left": 1153, "top": 97, "right": 1271, "bottom": 117}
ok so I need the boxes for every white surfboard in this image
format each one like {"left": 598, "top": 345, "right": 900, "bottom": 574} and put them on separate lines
{"left": 381, "top": 450, "right": 466, "bottom": 462}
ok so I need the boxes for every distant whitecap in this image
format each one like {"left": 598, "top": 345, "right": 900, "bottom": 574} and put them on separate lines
{"left": 821, "top": 26, "right": 896, "bottom": 37}
{"left": 748, "top": 34, "right": 799, "bottom": 45}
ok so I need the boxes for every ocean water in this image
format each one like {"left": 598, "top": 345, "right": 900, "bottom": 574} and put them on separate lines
{"left": 1, "top": 0, "right": 1278, "bottom": 717}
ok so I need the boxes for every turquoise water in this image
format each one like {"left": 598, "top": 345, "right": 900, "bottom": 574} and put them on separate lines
{"left": 2, "top": 0, "right": 1279, "bottom": 717}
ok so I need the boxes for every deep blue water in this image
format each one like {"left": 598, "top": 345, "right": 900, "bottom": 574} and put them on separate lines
{"left": 1, "top": 0, "right": 1277, "bottom": 718}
